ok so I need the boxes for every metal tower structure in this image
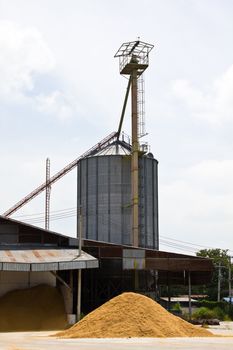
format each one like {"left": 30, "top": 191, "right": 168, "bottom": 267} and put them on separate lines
{"left": 45, "top": 158, "right": 51, "bottom": 230}
{"left": 115, "top": 40, "right": 154, "bottom": 247}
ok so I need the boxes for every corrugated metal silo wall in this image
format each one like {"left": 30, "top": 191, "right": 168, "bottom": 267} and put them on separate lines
{"left": 77, "top": 155, "right": 158, "bottom": 249}
{"left": 139, "top": 157, "right": 159, "bottom": 249}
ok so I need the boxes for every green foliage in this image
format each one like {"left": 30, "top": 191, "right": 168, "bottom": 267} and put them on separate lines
{"left": 196, "top": 248, "right": 229, "bottom": 266}
{"left": 171, "top": 302, "right": 181, "bottom": 312}
{"left": 192, "top": 304, "right": 232, "bottom": 321}
{"left": 212, "top": 307, "right": 225, "bottom": 320}
{"left": 192, "top": 307, "right": 215, "bottom": 320}
{"left": 80, "top": 312, "right": 85, "bottom": 320}
{"left": 224, "top": 315, "right": 232, "bottom": 321}
{"left": 227, "top": 305, "right": 233, "bottom": 320}
{"left": 198, "top": 300, "right": 226, "bottom": 310}
{"left": 196, "top": 248, "right": 232, "bottom": 300}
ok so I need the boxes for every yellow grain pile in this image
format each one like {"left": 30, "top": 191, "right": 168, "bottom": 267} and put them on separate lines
{"left": 0, "top": 284, "right": 67, "bottom": 331}
{"left": 58, "top": 292, "right": 213, "bottom": 338}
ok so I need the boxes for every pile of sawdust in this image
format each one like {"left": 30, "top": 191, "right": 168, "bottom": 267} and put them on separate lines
{"left": 0, "top": 284, "right": 67, "bottom": 331}
{"left": 58, "top": 292, "right": 213, "bottom": 338}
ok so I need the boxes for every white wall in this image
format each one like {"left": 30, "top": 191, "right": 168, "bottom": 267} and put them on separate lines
{"left": 0, "top": 271, "right": 56, "bottom": 297}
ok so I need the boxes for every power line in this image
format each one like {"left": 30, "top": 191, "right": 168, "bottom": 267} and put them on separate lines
{"left": 160, "top": 235, "right": 233, "bottom": 254}
{"left": 12, "top": 207, "right": 233, "bottom": 254}
{"left": 13, "top": 207, "right": 76, "bottom": 218}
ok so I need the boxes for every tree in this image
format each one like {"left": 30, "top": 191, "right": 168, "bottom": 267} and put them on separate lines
{"left": 196, "top": 248, "right": 231, "bottom": 300}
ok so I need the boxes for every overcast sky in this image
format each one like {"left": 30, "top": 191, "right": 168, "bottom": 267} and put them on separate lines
{"left": 0, "top": 0, "right": 233, "bottom": 255}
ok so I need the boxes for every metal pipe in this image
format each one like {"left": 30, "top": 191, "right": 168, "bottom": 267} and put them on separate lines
{"left": 50, "top": 271, "right": 71, "bottom": 290}
{"left": 131, "top": 68, "right": 139, "bottom": 247}
{"left": 117, "top": 77, "right": 132, "bottom": 139}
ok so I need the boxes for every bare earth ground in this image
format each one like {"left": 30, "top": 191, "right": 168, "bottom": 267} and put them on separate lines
{"left": 1, "top": 322, "right": 233, "bottom": 350}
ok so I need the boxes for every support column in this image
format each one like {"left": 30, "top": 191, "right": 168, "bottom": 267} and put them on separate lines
{"left": 188, "top": 271, "right": 192, "bottom": 320}
{"left": 154, "top": 270, "right": 159, "bottom": 301}
{"left": 77, "top": 205, "right": 82, "bottom": 321}
{"left": 131, "top": 69, "right": 139, "bottom": 247}
{"left": 77, "top": 269, "right": 82, "bottom": 321}
{"left": 79, "top": 206, "right": 82, "bottom": 257}
{"left": 167, "top": 272, "right": 171, "bottom": 311}
{"left": 70, "top": 270, "right": 73, "bottom": 312}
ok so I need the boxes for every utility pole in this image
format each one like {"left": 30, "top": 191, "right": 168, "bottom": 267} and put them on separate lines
{"left": 229, "top": 257, "right": 232, "bottom": 305}
{"left": 217, "top": 262, "right": 221, "bottom": 302}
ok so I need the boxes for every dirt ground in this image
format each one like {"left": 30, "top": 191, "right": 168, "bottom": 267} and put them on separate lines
{"left": 0, "top": 322, "right": 233, "bottom": 350}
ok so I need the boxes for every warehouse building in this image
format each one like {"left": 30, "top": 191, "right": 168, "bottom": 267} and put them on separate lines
{"left": 0, "top": 215, "right": 98, "bottom": 321}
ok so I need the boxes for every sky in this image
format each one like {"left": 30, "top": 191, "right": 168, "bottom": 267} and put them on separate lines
{"left": 0, "top": 0, "right": 233, "bottom": 255}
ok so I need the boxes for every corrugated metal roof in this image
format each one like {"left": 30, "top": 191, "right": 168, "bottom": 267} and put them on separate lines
{"left": 92, "top": 141, "right": 131, "bottom": 156}
{"left": 0, "top": 215, "right": 79, "bottom": 245}
{"left": 160, "top": 297, "right": 198, "bottom": 303}
{"left": 0, "top": 249, "right": 98, "bottom": 271}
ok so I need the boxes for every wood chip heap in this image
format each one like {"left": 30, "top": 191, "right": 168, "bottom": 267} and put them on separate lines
{"left": 0, "top": 284, "right": 67, "bottom": 331}
{"left": 58, "top": 292, "right": 213, "bottom": 338}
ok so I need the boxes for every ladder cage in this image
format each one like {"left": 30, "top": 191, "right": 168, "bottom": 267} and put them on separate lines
{"left": 137, "top": 74, "right": 146, "bottom": 138}
{"left": 114, "top": 40, "right": 154, "bottom": 74}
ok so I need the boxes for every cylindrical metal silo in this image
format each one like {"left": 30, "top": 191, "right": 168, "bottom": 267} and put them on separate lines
{"left": 77, "top": 140, "right": 158, "bottom": 249}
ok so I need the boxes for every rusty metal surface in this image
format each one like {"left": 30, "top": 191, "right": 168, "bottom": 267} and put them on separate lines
{"left": 83, "top": 239, "right": 213, "bottom": 274}
{"left": 146, "top": 258, "right": 213, "bottom": 272}
{"left": 0, "top": 249, "right": 98, "bottom": 271}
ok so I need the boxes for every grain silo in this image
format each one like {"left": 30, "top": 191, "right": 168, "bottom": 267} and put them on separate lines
{"left": 77, "top": 40, "right": 158, "bottom": 249}
{"left": 77, "top": 139, "right": 158, "bottom": 249}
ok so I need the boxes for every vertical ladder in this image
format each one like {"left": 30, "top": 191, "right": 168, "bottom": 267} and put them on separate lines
{"left": 137, "top": 74, "right": 146, "bottom": 138}
{"left": 45, "top": 158, "right": 51, "bottom": 230}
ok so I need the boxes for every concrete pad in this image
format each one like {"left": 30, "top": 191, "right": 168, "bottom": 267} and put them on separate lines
{"left": 0, "top": 324, "right": 233, "bottom": 350}
{"left": 208, "top": 321, "right": 233, "bottom": 336}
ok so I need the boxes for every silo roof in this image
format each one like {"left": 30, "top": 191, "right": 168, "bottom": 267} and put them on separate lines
{"left": 92, "top": 140, "right": 131, "bottom": 156}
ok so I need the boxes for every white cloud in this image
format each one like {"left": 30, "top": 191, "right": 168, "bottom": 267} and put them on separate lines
{"left": 171, "top": 64, "right": 233, "bottom": 124}
{"left": 0, "top": 20, "right": 76, "bottom": 121}
{"left": 35, "top": 91, "right": 74, "bottom": 121}
{"left": 0, "top": 20, "right": 54, "bottom": 99}
{"left": 185, "top": 159, "right": 233, "bottom": 195}
{"left": 160, "top": 159, "right": 233, "bottom": 248}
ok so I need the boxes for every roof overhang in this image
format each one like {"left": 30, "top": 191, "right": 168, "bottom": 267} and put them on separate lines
{"left": 83, "top": 239, "right": 214, "bottom": 285}
{"left": 0, "top": 249, "right": 98, "bottom": 272}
